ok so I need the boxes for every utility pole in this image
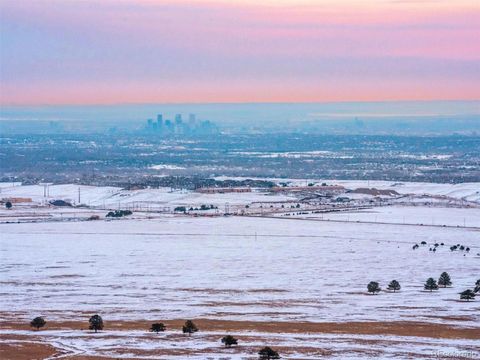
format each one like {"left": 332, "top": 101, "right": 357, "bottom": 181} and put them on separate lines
{"left": 78, "top": 187, "right": 81, "bottom": 204}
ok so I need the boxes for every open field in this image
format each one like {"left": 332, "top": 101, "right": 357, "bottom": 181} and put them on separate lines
{"left": 288, "top": 206, "right": 480, "bottom": 228}
{"left": 1, "top": 320, "right": 479, "bottom": 359}
{"left": 1, "top": 211, "right": 479, "bottom": 359}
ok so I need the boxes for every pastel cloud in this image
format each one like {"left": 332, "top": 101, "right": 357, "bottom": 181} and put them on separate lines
{"left": 0, "top": 0, "right": 479, "bottom": 105}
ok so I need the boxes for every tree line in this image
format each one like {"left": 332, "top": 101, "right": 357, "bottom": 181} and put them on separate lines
{"left": 30, "top": 317, "right": 281, "bottom": 359}
{"left": 367, "top": 274, "right": 477, "bottom": 302}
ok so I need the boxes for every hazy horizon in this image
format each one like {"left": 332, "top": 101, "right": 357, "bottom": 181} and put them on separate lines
{"left": 1, "top": 0, "right": 479, "bottom": 105}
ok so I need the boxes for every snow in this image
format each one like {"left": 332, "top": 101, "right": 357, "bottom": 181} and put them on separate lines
{"left": 1, "top": 181, "right": 479, "bottom": 358}
{"left": 213, "top": 177, "right": 480, "bottom": 203}
{"left": 150, "top": 164, "right": 186, "bottom": 170}
{"left": 294, "top": 206, "right": 480, "bottom": 227}
{"left": 0, "top": 184, "right": 295, "bottom": 209}
{"left": 0, "top": 329, "right": 478, "bottom": 359}
{"left": 1, "top": 216, "right": 478, "bottom": 326}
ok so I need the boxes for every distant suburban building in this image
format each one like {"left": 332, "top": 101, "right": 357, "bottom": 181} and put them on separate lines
{"left": 196, "top": 187, "right": 252, "bottom": 194}
{"left": 1, "top": 197, "right": 33, "bottom": 203}
{"left": 271, "top": 185, "right": 344, "bottom": 193}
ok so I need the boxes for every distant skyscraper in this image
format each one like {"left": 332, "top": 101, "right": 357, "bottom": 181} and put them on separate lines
{"left": 175, "top": 114, "right": 182, "bottom": 124}
{"left": 157, "top": 114, "right": 163, "bottom": 126}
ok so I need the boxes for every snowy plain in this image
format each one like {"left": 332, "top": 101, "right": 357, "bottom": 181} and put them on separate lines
{"left": 1, "top": 216, "right": 478, "bottom": 325}
{"left": 1, "top": 181, "right": 479, "bottom": 359}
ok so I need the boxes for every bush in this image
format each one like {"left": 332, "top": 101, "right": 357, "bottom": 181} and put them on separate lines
{"left": 424, "top": 278, "right": 439, "bottom": 292}
{"left": 459, "top": 289, "right": 475, "bottom": 302}
{"left": 367, "top": 281, "right": 381, "bottom": 295}
{"left": 221, "top": 335, "right": 238, "bottom": 347}
{"left": 387, "top": 280, "right": 401, "bottom": 292}
{"left": 258, "top": 346, "right": 280, "bottom": 359}
{"left": 438, "top": 272, "right": 452, "bottom": 288}
{"left": 174, "top": 206, "right": 187, "bottom": 212}
{"left": 5, "top": 201, "right": 12, "bottom": 209}
{"left": 89, "top": 314, "right": 104, "bottom": 333}
{"left": 474, "top": 279, "right": 480, "bottom": 293}
{"left": 106, "top": 210, "right": 132, "bottom": 218}
{"left": 182, "top": 320, "right": 198, "bottom": 336}
{"left": 150, "top": 323, "right": 166, "bottom": 333}
{"left": 30, "top": 317, "right": 46, "bottom": 330}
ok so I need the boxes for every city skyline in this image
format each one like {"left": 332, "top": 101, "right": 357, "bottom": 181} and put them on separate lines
{"left": 1, "top": 0, "right": 479, "bottom": 106}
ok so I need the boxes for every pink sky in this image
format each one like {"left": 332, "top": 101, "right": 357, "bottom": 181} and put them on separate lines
{"left": 0, "top": 0, "right": 479, "bottom": 105}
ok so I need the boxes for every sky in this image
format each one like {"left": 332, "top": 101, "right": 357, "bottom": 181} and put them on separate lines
{"left": 0, "top": 0, "right": 479, "bottom": 106}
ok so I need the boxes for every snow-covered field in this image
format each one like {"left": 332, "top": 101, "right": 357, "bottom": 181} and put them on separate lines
{"left": 0, "top": 183, "right": 294, "bottom": 209}
{"left": 295, "top": 206, "right": 480, "bottom": 228}
{"left": 1, "top": 216, "right": 478, "bottom": 325}
{"left": 1, "top": 181, "right": 479, "bottom": 359}
{"left": 214, "top": 177, "right": 480, "bottom": 203}
{"left": 1, "top": 329, "right": 478, "bottom": 359}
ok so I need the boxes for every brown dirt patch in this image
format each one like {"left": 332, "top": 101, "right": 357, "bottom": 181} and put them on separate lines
{"left": 1, "top": 319, "right": 479, "bottom": 339}
{"left": 0, "top": 340, "right": 57, "bottom": 360}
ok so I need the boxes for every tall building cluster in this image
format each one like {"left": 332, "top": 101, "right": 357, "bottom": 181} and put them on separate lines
{"left": 145, "top": 113, "right": 217, "bottom": 135}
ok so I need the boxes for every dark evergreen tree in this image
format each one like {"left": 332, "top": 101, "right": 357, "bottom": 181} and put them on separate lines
{"left": 89, "top": 314, "right": 104, "bottom": 333}
{"left": 182, "top": 320, "right": 198, "bottom": 336}
{"left": 367, "top": 281, "right": 381, "bottom": 295}
{"left": 258, "top": 346, "right": 280, "bottom": 359}
{"left": 30, "top": 317, "right": 46, "bottom": 330}
{"left": 474, "top": 279, "right": 480, "bottom": 293}
{"left": 221, "top": 335, "right": 238, "bottom": 347}
{"left": 459, "top": 289, "right": 476, "bottom": 302}
{"left": 5, "top": 201, "right": 12, "bottom": 209}
{"left": 150, "top": 323, "right": 166, "bottom": 333}
{"left": 387, "top": 280, "right": 401, "bottom": 292}
{"left": 438, "top": 272, "right": 452, "bottom": 288}
{"left": 424, "top": 278, "right": 439, "bottom": 292}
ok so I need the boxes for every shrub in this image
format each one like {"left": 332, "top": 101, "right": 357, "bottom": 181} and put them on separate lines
{"left": 459, "top": 289, "right": 476, "bottom": 302}
{"left": 474, "top": 279, "right": 480, "bottom": 293}
{"left": 30, "top": 317, "right": 46, "bottom": 330}
{"left": 367, "top": 281, "right": 381, "bottom": 295}
{"left": 150, "top": 323, "right": 166, "bottom": 333}
{"left": 424, "top": 278, "right": 439, "bottom": 292}
{"left": 221, "top": 335, "right": 238, "bottom": 347}
{"left": 387, "top": 280, "right": 401, "bottom": 292}
{"left": 182, "top": 320, "right": 198, "bottom": 336}
{"left": 89, "top": 314, "right": 104, "bottom": 333}
{"left": 258, "top": 346, "right": 280, "bottom": 359}
{"left": 5, "top": 201, "right": 12, "bottom": 209}
{"left": 106, "top": 210, "right": 132, "bottom": 218}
